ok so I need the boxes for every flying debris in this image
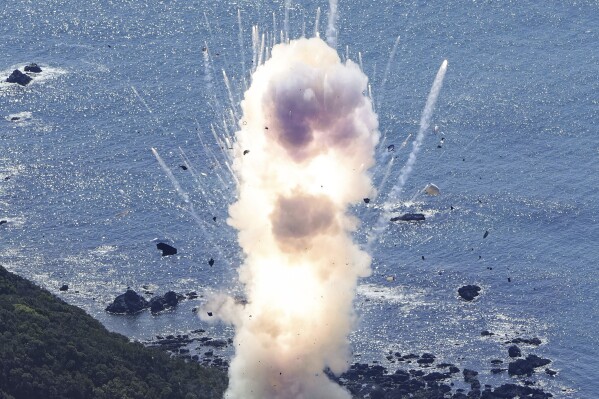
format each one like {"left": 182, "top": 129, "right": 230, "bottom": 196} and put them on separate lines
{"left": 424, "top": 183, "right": 440, "bottom": 196}
{"left": 387, "top": 144, "right": 395, "bottom": 152}
{"left": 212, "top": 216, "right": 217, "bottom": 222}
{"left": 483, "top": 230, "right": 489, "bottom": 239}
{"left": 390, "top": 213, "right": 426, "bottom": 222}
{"left": 156, "top": 243, "right": 177, "bottom": 256}
{"left": 243, "top": 150, "right": 250, "bottom": 155}
{"left": 179, "top": 165, "right": 188, "bottom": 170}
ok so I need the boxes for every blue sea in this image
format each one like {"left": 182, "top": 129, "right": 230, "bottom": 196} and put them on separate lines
{"left": 1, "top": 0, "right": 597, "bottom": 397}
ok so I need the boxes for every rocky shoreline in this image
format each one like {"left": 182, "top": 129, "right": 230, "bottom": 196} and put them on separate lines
{"left": 142, "top": 328, "right": 558, "bottom": 399}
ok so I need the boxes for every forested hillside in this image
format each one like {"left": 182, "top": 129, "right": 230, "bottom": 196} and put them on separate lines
{"left": 0, "top": 265, "right": 227, "bottom": 399}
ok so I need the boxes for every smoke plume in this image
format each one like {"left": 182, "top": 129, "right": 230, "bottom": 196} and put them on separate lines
{"left": 203, "top": 37, "right": 379, "bottom": 398}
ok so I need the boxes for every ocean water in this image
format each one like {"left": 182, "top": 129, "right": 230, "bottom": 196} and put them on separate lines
{"left": 1, "top": 0, "right": 597, "bottom": 397}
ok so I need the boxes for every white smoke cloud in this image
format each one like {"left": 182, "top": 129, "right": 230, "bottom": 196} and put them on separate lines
{"left": 202, "top": 37, "right": 379, "bottom": 399}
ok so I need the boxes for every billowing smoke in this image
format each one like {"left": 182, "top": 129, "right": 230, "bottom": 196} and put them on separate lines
{"left": 202, "top": 37, "right": 379, "bottom": 398}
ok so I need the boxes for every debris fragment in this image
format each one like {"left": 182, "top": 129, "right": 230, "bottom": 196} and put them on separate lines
{"left": 387, "top": 144, "right": 395, "bottom": 152}
{"left": 208, "top": 258, "right": 215, "bottom": 266}
{"left": 483, "top": 230, "right": 489, "bottom": 239}
{"left": 363, "top": 198, "right": 370, "bottom": 204}
{"left": 390, "top": 213, "right": 425, "bottom": 222}
{"left": 424, "top": 183, "right": 440, "bottom": 196}
{"left": 243, "top": 150, "right": 250, "bottom": 155}
{"left": 180, "top": 165, "right": 188, "bottom": 170}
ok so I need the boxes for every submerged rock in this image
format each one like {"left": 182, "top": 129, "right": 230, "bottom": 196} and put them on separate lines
{"left": 6, "top": 70, "right": 32, "bottom": 86}
{"left": 59, "top": 284, "right": 69, "bottom": 291}
{"left": 106, "top": 289, "right": 149, "bottom": 314}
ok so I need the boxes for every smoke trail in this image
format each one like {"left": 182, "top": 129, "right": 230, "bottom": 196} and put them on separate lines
{"left": 377, "top": 35, "right": 401, "bottom": 112}
{"left": 326, "top": 0, "right": 338, "bottom": 48}
{"left": 203, "top": 37, "right": 379, "bottom": 399}
{"left": 384, "top": 59, "right": 447, "bottom": 210}
{"left": 314, "top": 7, "right": 321, "bottom": 38}
{"left": 366, "top": 60, "right": 447, "bottom": 248}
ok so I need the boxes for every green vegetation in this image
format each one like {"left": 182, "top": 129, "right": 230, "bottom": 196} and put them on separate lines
{"left": 0, "top": 265, "right": 227, "bottom": 399}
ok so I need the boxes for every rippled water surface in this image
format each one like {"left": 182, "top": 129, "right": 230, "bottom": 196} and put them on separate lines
{"left": 1, "top": 0, "right": 598, "bottom": 397}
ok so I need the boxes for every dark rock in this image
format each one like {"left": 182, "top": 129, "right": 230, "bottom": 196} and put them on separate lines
{"left": 390, "top": 213, "right": 426, "bottom": 222}
{"left": 483, "top": 230, "right": 489, "bottom": 239}
{"left": 409, "top": 369, "right": 425, "bottom": 377}
{"left": 417, "top": 353, "right": 435, "bottom": 364}
{"left": 458, "top": 285, "right": 481, "bottom": 301}
{"left": 59, "top": 284, "right": 69, "bottom": 291}
{"left": 10, "top": 117, "right": 20, "bottom": 121}
{"left": 363, "top": 198, "right": 370, "bottom": 204}
{"left": 481, "top": 330, "right": 494, "bottom": 336}
{"left": 423, "top": 372, "right": 450, "bottom": 381}
{"left": 387, "top": 144, "right": 395, "bottom": 152}
{"left": 149, "top": 291, "right": 181, "bottom": 313}
{"left": 156, "top": 242, "right": 177, "bottom": 256}
{"left": 511, "top": 337, "right": 542, "bottom": 346}
{"left": 508, "top": 345, "right": 521, "bottom": 358}
{"left": 545, "top": 368, "right": 557, "bottom": 376}
{"left": 186, "top": 291, "right": 198, "bottom": 299}
{"left": 491, "top": 368, "right": 506, "bottom": 374}
{"left": 208, "top": 258, "right": 215, "bottom": 266}
{"left": 24, "top": 63, "right": 42, "bottom": 73}
{"left": 449, "top": 366, "right": 460, "bottom": 374}
{"left": 491, "top": 359, "right": 503, "bottom": 365}
{"left": 492, "top": 383, "right": 552, "bottom": 399}
{"left": 6, "top": 70, "right": 32, "bottom": 86}
{"left": 508, "top": 355, "right": 551, "bottom": 376}
{"left": 164, "top": 291, "right": 180, "bottom": 307}
{"left": 179, "top": 165, "right": 188, "bottom": 170}
{"left": 149, "top": 296, "right": 167, "bottom": 313}
{"left": 203, "top": 339, "right": 228, "bottom": 348}
{"left": 369, "top": 387, "right": 386, "bottom": 399}
{"left": 1, "top": 220, "right": 8, "bottom": 225}
{"left": 106, "top": 289, "right": 149, "bottom": 314}
{"left": 463, "top": 369, "right": 478, "bottom": 383}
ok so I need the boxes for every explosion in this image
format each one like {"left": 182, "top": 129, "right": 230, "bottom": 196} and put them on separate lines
{"left": 203, "top": 37, "right": 379, "bottom": 398}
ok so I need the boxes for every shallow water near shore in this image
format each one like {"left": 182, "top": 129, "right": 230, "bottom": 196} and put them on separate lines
{"left": 1, "top": 0, "right": 598, "bottom": 397}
